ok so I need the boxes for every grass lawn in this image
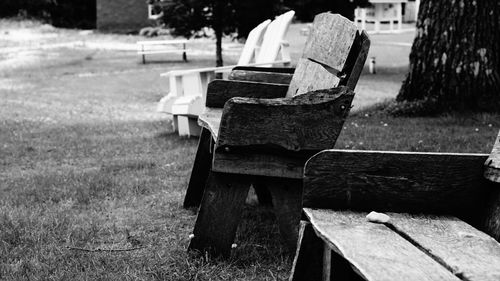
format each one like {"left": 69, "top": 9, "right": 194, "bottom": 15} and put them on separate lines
{"left": 1, "top": 20, "right": 499, "bottom": 280}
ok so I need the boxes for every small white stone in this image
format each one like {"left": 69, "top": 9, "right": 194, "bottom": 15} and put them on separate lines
{"left": 188, "top": 234, "right": 195, "bottom": 239}
{"left": 366, "top": 211, "right": 390, "bottom": 224}
{"left": 231, "top": 243, "right": 237, "bottom": 249}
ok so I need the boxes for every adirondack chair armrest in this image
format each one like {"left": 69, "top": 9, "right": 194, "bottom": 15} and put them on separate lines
{"left": 205, "top": 79, "right": 289, "bottom": 108}
{"left": 216, "top": 86, "right": 354, "bottom": 151}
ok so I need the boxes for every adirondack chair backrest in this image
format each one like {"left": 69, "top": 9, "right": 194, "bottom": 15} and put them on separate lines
{"left": 286, "top": 13, "right": 366, "bottom": 98}
{"left": 237, "top": 19, "right": 271, "bottom": 65}
{"left": 255, "top": 10, "right": 295, "bottom": 65}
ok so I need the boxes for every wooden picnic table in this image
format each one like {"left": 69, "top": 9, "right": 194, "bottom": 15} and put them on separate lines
{"left": 136, "top": 39, "right": 189, "bottom": 63}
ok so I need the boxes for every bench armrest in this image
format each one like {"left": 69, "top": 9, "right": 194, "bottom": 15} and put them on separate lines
{"left": 229, "top": 67, "right": 295, "bottom": 84}
{"left": 216, "top": 86, "right": 354, "bottom": 151}
{"left": 205, "top": 80, "right": 289, "bottom": 108}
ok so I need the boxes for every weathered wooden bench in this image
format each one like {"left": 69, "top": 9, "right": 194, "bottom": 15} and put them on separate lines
{"left": 184, "top": 13, "right": 370, "bottom": 258}
{"left": 290, "top": 143, "right": 500, "bottom": 280}
{"left": 136, "top": 39, "right": 189, "bottom": 64}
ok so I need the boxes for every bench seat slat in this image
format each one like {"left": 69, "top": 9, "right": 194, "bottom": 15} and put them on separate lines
{"left": 303, "top": 208, "right": 461, "bottom": 281}
{"left": 388, "top": 213, "right": 500, "bottom": 281}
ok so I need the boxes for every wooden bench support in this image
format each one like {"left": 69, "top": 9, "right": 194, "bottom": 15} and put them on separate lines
{"left": 267, "top": 177, "right": 303, "bottom": 250}
{"left": 189, "top": 172, "right": 251, "bottom": 258}
{"left": 183, "top": 128, "right": 214, "bottom": 208}
{"left": 484, "top": 130, "right": 500, "bottom": 240}
{"left": 289, "top": 222, "right": 323, "bottom": 281}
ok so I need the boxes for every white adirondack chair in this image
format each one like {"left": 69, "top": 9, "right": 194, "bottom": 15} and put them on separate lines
{"left": 157, "top": 10, "right": 295, "bottom": 137}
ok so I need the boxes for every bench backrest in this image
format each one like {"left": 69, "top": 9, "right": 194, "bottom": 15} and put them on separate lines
{"left": 286, "top": 13, "right": 370, "bottom": 98}
{"left": 237, "top": 19, "right": 271, "bottom": 65}
{"left": 303, "top": 149, "right": 500, "bottom": 241}
{"left": 255, "top": 10, "right": 295, "bottom": 65}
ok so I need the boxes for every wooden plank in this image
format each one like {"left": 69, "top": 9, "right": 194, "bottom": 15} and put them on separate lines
{"left": 484, "top": 131, "right": 500, "bottom": 183}
{"left": 388, "top": 213, "right": 500, "bottom": 281}
{"left": 231, "top": 66, "right": 295, "bottom": 74}
{"left": 212, "top": 150, "right": 311, "bottom": 179}
{"left": 322, "top": 242, "right": 331, "bottom": 281}
{"left": 485, "top": 189, "right": 500, "bottom": 241}
{"left": 266, "top": 177, "right": 303, "bottom": 250}
{"left": 189, "top": 172, "right": 251, "bottom": 258}
{"left": 302, "top": 13, "right": 357, "bottom": 73}
{"left": 198, "top": 107, "right": 222, "bottom": 140}
{"left": 343, "top": 31, "right": 371, "bottom": 91}
{"left": 290, "top": 221, "right": 324, "bottom": 281}
{"left": 137, "top": 39, "right": 189, "bottom": 45}
{"left": 183, "top": 128, "right": 213, "bottom": 208}
{"left": 303, "top": 208, "right": 461, "bottom": 281}
{"left": 137, "top": 49, "right": 191, "bottom": 55}
{"left": 484, "top": 131, "right": 500, "bottom": 240}
{"left": 286, "top": 59, "right": 342, "bottom": 97}
{"left": 216, "top": 87, "right": 354, "bottom": 151}
{"left": 303, "top": 150, "right": 492, "bottom": 223}
{"left": 228, "top": 69, "right": 293, "bottom": 84}
{"left": 205, "top": 79, "right": 288, "bottom": 108}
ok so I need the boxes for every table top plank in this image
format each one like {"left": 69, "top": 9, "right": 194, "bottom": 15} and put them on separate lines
{"left": 136, "top": 39, "right": 189, "bottom": 45}
{"left": 304, "top": 208, "right": 461, "bottom": 281}
{"left": 388, "top": 213, "right": 500, "bottom": 281}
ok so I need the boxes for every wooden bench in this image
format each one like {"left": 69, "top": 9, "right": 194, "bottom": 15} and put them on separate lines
{"left": 136, "top": 39, "right": 189, "bottom": 63}
{"left": 290, "top": 146, "right": 500, "bottom": 281}
{"left": 157, "top": 11, "right": 295, "bottom": 137}
{"left": 184, "top": 13, "right": 370, "bottom": 258}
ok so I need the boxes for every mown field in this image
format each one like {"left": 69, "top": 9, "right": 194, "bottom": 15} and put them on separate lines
{"left": 1, "top": 20, "right": 499, "bottom": 280}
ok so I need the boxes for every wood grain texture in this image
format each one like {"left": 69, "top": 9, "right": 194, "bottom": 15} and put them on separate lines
{"left": 228, "top": 69, "right": 293, "bottom": 84}
{"left": 231, "top": 66, "right": 295, "bottom": 74}
{"left": 212, "top": 151, "right": 312, "bottom": 178}
{"left": 303, "top": 150, "right": 492, "bottom": 224}
{"left": 189, "top": 172, "right": 251, "bottom": 258}
{"left": 216, "top": 87, "right": 354, "bottom": 151}
{"left": 197, "top": 107, "right": 222, "bottom": 140}
{"left": 302, "top": 13, "right": 357, "bottom": 73}
{"left": 485, "top": 189, "right": 500, "bottom": 241}
{"left": 342, "top": 31, "right": 371, "bottom": 91}
{"left": 205, "top": 79, "right": 288, "bottom": 108}
{"left": 289, "top": 221, "right": 323, "bottom": 281}
{"left": 183, "top": 128, "right": 214, "bottom": 208}
{"left": 286, "top": 59, "right": 342, "bottom": 98}
{"left": 388, "top": 213, "right": 500, "bottom": 281}
{"left": 303, "top": 208, "right": 461, "bottom": 281}
{"left": 484, "top": 131, "right": 500, "bottom": 183}
{"left": 267, "top": 178, "right": 303, "bottom": 250}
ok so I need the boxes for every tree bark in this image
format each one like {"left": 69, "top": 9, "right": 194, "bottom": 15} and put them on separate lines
{"left": 213, "top": 0, "right": 224, "bottom": 67}
{"left": 398, "top": 0, "right": 500, "bottom": 113}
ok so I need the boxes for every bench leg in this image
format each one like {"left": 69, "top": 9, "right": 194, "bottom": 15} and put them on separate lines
{"left": 182, "top": 43, "right": 187, "bottom": 62}
{"left": 290, "top": 221, "right": 323, "bottom": 281}
{"left": 183, "top": 128, "right": 213, "bottom": 208}
{"left": 267, "top": 178, "right": 302, "bottom": 251}
{"left": 189, "top": 172, "right": 251, "bottom": 258}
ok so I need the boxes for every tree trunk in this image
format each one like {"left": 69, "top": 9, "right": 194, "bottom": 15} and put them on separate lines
{"left": 398, "top": 0, "right": 500, "bottom": 113}
{"left": 215, "top": 29, "right": 223, "bottom": 67}
{"left": 213, "top": 1, "right": 224, "bottom": 67}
